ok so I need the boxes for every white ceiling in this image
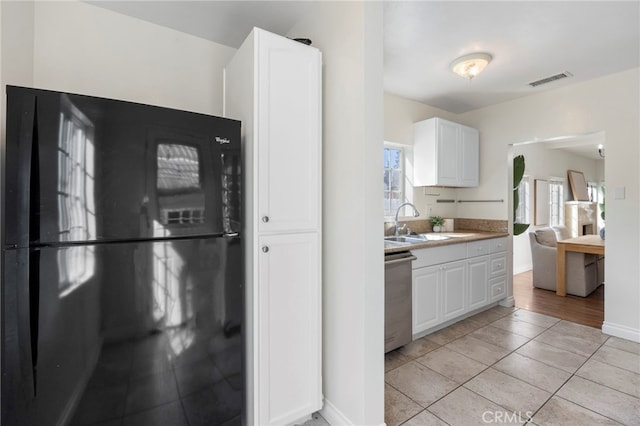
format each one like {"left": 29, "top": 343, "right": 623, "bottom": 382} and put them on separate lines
{"left": 90, "top": 0, "right": 639, "bottom": 159}
{"left": 518, "top": 131, "right": 607, "bottom": 161}
{"left": 87, "top": 1, "right": 316, "bottom": 49}
{"left": 384, "top": 1, "right": 640, "bottom": 114}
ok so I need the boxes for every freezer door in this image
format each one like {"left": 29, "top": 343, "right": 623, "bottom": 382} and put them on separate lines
{"left": 1, "top": 248, "right": 37, "bottom": 425}
{"left": 1, "top": 236, "right": 243, "bottom": 425}
{"left": 4, "top": 86, "right": 241, "bottom": 247}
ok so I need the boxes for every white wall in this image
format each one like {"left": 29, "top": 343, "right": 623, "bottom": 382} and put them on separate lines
{"left": 31, "top": 1, "right": 235, "bottom": 115}
{"left": 1, "top": 0, "right": 35, "bottom": 161}
{"left": 460, "top": 69, "right": 640, "bottom": 341}
{"left": 289, "top": 3, "right": 385, "bottom": 425}
{"left": 1, "top": 1, "right": 35, "bottom": 88}
{"left": 511, "top": 142, "right": 603, "bottom": 274}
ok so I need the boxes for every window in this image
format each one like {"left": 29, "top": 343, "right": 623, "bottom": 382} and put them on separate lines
{"left": 549, "top": 179, "right": 564, "bottom": 226}
{"left": 383, "top": 144, "right": 405, "bottom": 216}
{"left": 595, "top": 182, "right": 605, "bottom": 227}
{"left": 587, "top": 182, "right": 598, "bottom": 203}
{"left": 515, "top": 175, "right": 530, "bottom": 224}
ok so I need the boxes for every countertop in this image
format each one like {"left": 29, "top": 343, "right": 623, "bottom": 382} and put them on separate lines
{"left": 384, "top": 230, "right": 509, "bottom": 254}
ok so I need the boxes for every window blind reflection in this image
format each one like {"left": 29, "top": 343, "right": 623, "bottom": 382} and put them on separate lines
{"left": 157, "top": 143, "right": 201, "bottom": 192}
{"left": 57, "top": 96, "right": 96, "bottom": 297}
{"left": 156, "top": 143, "right": 205, "bottom": 227}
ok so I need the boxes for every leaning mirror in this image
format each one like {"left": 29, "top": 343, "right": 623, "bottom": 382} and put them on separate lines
{"left": 568, "top": 170, "right": 589, "bottom": 201}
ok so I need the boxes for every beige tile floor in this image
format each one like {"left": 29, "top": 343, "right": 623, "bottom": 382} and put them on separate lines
{"left": 385, "top": 306, "right": 640, "bottom": 426}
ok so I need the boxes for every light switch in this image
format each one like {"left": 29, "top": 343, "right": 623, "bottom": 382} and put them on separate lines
{"left": 614, "top": 186, "right": 626, "bottom": 200}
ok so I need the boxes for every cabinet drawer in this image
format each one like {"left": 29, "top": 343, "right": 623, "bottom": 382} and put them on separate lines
{"left": 489, "top": 253, "right": 507, "bottom": 278}
{"left": 467, "top": 240, "right": 491, "bottom": 258}
{"left": 490, "top": 237, "right": 507, "bottom": 253}
{"left": 490, "top": 276, "right": 506, "bottom": 301}
{"left": 412, "top": 243, "right": 467, "bottom": 269}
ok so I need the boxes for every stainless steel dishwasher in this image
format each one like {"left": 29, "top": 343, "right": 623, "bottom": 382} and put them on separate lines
{"left": 385, "top": 251, "right": 416, "bottom": 353}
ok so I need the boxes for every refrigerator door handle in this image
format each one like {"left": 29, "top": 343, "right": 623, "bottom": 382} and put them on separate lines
{"left": 23, "top": 99, "right": 41, "bottom": 396}
{"left": 28, "top": 249, "right": 40, "bottom": 396}
{"left": 28, "top": 102, "right": 40, "bottom": 395}
{"left": 29, "top": 102, "right": 41, "bottom": 245}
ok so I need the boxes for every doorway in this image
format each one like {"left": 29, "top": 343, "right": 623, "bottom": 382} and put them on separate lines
{"left": 509, "top": 131, "right": 605, "bottom": 326}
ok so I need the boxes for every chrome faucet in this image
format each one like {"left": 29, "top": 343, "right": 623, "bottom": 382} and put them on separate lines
{"left": 394, "top": 202, "right": 420, "bottom": 236}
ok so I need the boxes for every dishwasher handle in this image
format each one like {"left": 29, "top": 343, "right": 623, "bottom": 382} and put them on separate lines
{"left": 385, "top": 253, "right": 417, "bottom": 265}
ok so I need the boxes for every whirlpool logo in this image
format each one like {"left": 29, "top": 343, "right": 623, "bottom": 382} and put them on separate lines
{"left": 215, "top": 136, "right": 231, "bottom": 145}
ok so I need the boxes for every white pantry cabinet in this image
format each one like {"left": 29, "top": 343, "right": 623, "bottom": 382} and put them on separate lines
{"left": 225, "top": 27, "right": 322, "bottom": 426}
{"left": 413, "top": 117, "right": 479, "bottom": 187}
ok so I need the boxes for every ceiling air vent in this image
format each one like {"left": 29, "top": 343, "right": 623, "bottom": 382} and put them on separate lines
{"left": 528, "top": 71, "right": 573, "bottom": 87}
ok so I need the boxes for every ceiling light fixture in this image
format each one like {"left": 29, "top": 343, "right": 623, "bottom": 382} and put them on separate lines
{"left": 450, "top": 52, "right": 492, "bottom": 80}
{"left": 598, "top": 144, "right": 605, "bottom": 158}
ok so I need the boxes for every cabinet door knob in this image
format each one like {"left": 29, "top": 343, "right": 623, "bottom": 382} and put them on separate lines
{"left": 262, "top": 216, "right": 270, "bottom": 223}
{"left": 262, "top": 246, "right": 269, "bottom": 253}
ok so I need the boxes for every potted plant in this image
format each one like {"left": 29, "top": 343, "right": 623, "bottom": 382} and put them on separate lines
{"left": 429, "top": 215, "right": 445, "bottom": 232}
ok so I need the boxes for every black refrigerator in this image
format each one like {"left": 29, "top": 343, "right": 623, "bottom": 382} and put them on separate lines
{"left": 2, "top": 86, "right": 243, "bottom": 425}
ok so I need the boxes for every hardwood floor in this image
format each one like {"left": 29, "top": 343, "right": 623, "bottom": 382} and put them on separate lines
{"left": 513, "top": 270, "right": 604, "bottom": 329}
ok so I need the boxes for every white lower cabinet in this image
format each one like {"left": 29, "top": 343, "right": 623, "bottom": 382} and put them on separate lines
{"left": 257, "top": 233, "right": 321, "bottom": 425}
{"left": 467, "top": 256, "right": 490, "bottom": 311}
{"left": 442, "top": 261, "right": 467, "bottom": 321}
{"left": 413, "top": 266, "right": 440, "bottom": 332}
{"left": 412, "top": 237, "right": 507, "bottom": 337}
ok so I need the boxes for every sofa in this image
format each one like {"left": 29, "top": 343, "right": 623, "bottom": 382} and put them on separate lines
{"left": 529, "top": 226, "right": 603, "bottom": 297}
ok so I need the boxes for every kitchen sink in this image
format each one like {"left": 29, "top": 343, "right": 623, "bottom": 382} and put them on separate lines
{"left": 385, "top": 232, "right": 479, "bottom": 248}
{"left": 418, "top": 233, "right": 452, "bottom": 241}
{"left": 420, "top": 232, "right": 477, "bottom": 239}
{"left": 384, "top": 234, "right": 453, "bottom": 244}
{"left": 384, "top": 236, "right": 426, "bottom": 244}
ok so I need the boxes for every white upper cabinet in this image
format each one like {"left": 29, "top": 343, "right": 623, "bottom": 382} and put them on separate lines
{"left": 460, "top": 125, "right": 480, "bottom": 187}
{"left": 413, "top": 117, "right": 479, "bottom": 187}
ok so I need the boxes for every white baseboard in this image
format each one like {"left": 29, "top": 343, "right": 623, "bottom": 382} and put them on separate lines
{"left": 320, "top": 399, "right": 385, "bottom": 426}
{"left": 320, "top": 399, "right": 352, "bottom": 425}
{"left": 513, "top": 265, "right": 532, "bottom": 275}
{"left": 602, "top": 321, "right": 640, "bottom": 343}
{"left": 499, "top": 296, "right": 515, "bottom": 308}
